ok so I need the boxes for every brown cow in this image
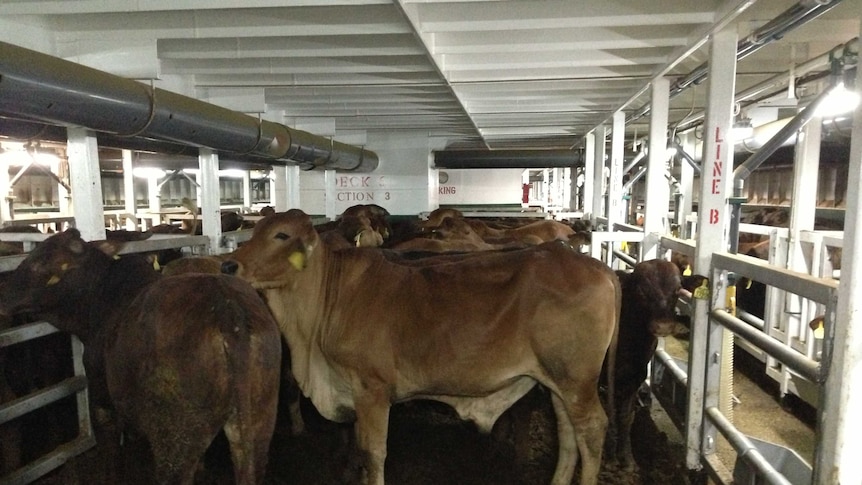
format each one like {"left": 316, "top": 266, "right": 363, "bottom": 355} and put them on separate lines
{"left": 0, "top": 229, "right": 282, "bottom": 484}
{"left": 605, "top": 259, "right": 695, "bottom": 470}
{"left": 221, "top": 209, "right": 620, "bottom": 485}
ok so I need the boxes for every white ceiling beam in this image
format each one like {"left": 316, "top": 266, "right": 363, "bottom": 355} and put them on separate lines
{"left": 157, "top": 34, "right": 423, "bottom": 59}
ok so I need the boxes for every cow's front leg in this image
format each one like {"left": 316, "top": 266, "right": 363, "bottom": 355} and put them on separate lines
{"left": 352, "top": 385, "right": 392, "bottom": 485}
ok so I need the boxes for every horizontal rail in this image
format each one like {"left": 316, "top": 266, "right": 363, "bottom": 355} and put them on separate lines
{"left": 712, "top": 309, "right": 821, "bottom": 383}
{"left": 0, "top": 434, "right": 96, "bottom": 485}
{"left": 712, "top": 252, "right": 838, "bottom": 304}
{"left": 655, "top": 348, "right": 689, "bottom": 387}
{"left": 705, "top": 407, "right": 793, "bottom": 485}
{"left": 0, "top": 321, "right": 60, "bottom": 347}
{"left": 0, "top": 375, "right": 88, "bottom": 425}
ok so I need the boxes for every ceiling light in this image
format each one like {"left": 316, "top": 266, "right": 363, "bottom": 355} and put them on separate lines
{"left": 816, "top": 81, "right": 860, "bottom": 117}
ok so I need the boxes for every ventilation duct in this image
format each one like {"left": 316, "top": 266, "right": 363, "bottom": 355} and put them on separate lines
{"left": 0, "top": 41, "right": 378, "bottom": 172}
{"left": 433, "top": 149, "right": 582, "bottom": 169}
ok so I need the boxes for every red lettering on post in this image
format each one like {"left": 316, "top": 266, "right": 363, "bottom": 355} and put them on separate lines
{"left": 709, "top": 209, "right": 719, "bottom": 225}
{"left": 712, "top": 161, "right": 722, "bottom": 177}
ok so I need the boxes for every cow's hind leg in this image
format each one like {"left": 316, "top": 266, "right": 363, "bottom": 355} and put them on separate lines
{"left": 146, "top": 424, "right": 217, "bottom": 485}
{"left": 224, "top": 402, "right": 278, "bottom": 484}
{"left": 550, "top": 393, "right": 578, "bottom": 485}
{"left": 553, "top": 387, "right": 607, "bottom": 485}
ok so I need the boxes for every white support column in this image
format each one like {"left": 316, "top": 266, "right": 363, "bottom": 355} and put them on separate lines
{"left": 784, "top": 115, "right": 821, "bottom": 390}
{"left": 679, "top": 132, "right": 696, "bottom": 238}
{"left": 122, "top": 150, "right": 137, "bottom": 230}
{"left": 324, "top": 169, "right": 336, "bottom": 220}
{"left": 562, "top": 167, "right": 572, "bottom": 212}
{"left": 643, "top": 78, "right": 670, "bottom": 260}
{"left": 147, "top": 175, "right": 161, "bottom": 229}
{"left": 0, "top": 157, "right": 10, "bottom": 224}
{"left": 592, "top": 125, "right": 607, "bottom": 223}
{"left": 818, "top": 38, "right": 862, "bottom": 484}
{"left": 583, "top": 133, "right": 596, "bottom": 218}
{"left": 286, "top": 165, "right": 301, "bottom": 209}
{"left": 66, "top": 127, "right": 106, "bottom": 241}
{"left": 242, "top": 170, "right": 252, "bottom": 209}
{"left": 608, "top": 111, "right": 625, "bottom": 228}
{"left": 690, "top": 27, "right": 737, "bottom": 470}
{"left": 271, "top": 165, "right": 289, "bottom": 211}
{"left": 198, "top": 148, "right": 221, "bottom": 254}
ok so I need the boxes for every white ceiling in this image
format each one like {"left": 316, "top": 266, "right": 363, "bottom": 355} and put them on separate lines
{"left": 0, "top": 0, "right": 859, "bottom": 152}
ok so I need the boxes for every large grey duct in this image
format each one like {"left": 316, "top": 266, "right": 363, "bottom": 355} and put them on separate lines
{"left": 0, "top": 41, "right": 378, "bottom": 172}
{"left": 433, "top": 149, "right": 582, "bottom": 169}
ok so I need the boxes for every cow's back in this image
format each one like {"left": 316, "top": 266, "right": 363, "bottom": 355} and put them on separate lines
{"left": 106, "top": 273, "right": 282, "bottom": 483}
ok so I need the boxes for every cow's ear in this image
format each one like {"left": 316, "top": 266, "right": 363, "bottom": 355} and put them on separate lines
{"left": 92, "top": 240, "right": 124, "bottom": 259}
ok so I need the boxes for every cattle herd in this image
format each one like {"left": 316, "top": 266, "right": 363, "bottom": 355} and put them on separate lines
{"left": 0, "top": 205, "right": 697, "bottom": 485}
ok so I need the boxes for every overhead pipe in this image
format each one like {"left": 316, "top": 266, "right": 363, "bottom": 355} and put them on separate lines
{"left": 0, "top": 41, "right": 377, "bottom": 172}
{"left": 672, "top": 142, "right": 702, "bottom": 175}
{"left": 433, "top": 149, "right": 582, "bottom": 169}
{"left": 727, "top": 84, "right": 835, "bottom": 252}
{"left": 622, "top": 149, "right": 646, "bottom": 175}
{"left": 629, "top": 0, "right": 844, "bottom": 123}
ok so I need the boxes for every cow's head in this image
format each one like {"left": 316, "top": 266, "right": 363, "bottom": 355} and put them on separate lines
{"left": 627, "top": 259, "right": 683, "bottom": 337}
{"left": 0, "top": 229, "right": 122, "bottom": 328}
{"left": 221, "top": 209, "right": 319, "bottom": 288}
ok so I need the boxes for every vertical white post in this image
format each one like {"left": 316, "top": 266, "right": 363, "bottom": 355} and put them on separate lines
{"left": 147, "top": 175, "right": 161, "bottom": 229}
{"left": 818, "top": 34, "right": 862, "bottom": 484}
{"left": 562, "top": 167, "right": 572, "bottom": 212}
{"left": 608, "top": 111, "right": 625, "bottom": 228}
{"left": 198, "top": 148, "right": 221, "bottom": 254}
{"left": 122, "top": 150, "right": 137, "bottom": 230}
{"left": 689, "top": 27, "right": 737, "bottom": 470}
{"left": 679, "top": 132, "right": 696, "bottom": 238}
{"left": 592, "top": 125, "right": 607, "bottom": 222}
{"left": 643, "top": 78, "right": 670, "bottom": 260}
{"left": 286, "top": 165, "right": 300, "bottom": 209}
{"left": 0, "top": 157, "right": 10, "bottom": 224}
{"left": 583, "top": 133, "right": 596, "bottom": 219}
{"left": 66, "top": 127, "right": 106, "bottom": 241}
{"left": 242, "top": 170, "right": 252, "bottom": 209}
{"left": 271, "top": 165, "right": 288, "bottom": 211}
{"left": 324, "top": 169, "right": 336, "bottom": 220}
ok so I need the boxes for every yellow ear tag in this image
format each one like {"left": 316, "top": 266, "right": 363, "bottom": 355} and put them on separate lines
{"left": 354, "top": 231, "right": 363, "bottom": 247}
{"left": 813, "top": 324, "right": 824, "bottom": 339}
{"left": 60, "top": 263, "right": 69, "bottom": 271}
{"left": 152, "top": 258, "right": 160, "bottom": 271}
{"left": 46, "top": 275, "right": 61, "bottom": 286}
{"left": 693, "top": 279, "right": 710, "bottom": 300}
{"left": 620, "top": 240, "right": 628, "bottom": 252}
{"left": 683, "top": 264, "right": 692, "bottom": 276}
{"left": 288, "top": 251, "right": 306, "bottom": 271}
{"left": 745, "top": 279, "right": 752, "bottom": 290}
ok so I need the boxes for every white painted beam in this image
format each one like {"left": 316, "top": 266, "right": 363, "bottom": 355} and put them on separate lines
{"left": 198, "top": 148, "right": 221, "bottom": 254}
{"left": 642, "top": 77, "right": 670, "bottom": 260}
{"left": 66, "top": 128, "right": 106, "bottom": 241}
{"left": 818, "top": 25, "right": 862, "bottom": 482}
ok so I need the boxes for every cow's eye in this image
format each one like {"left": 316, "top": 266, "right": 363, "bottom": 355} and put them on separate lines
{"left": 274, "top": 232, "right": 290, "bottom": 241}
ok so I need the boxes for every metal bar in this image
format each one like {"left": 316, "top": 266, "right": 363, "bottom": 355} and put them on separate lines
{"left": 0, "top": 375, "right": 88, "bottom": 425}
{"left": 611, "top": 248, "right": 637, "bottom": 267}
{"left": 673, "top": 142, "right": 702, "bottom": 174}
{"left": 655, "top": 348, "right": 689, "bottom": 386}
{"left": 0, "top": 321, "right": 59, "bottom": 347}
{"left": 0, "top": 434, "right": 96, "bottom": 485}
{"left": 712, "top": 252, "right": 838, "bottom": 303}
{"left": 733, "top": 85, "right": 835, "bottom": 183}
{"left": 117, "top": 235, "right": 210, "bottom": 254}
{"left": 705, "top": 407, "right": 793, "bottom": 485}
{"left": 712, "top": 309, "right": 821, "bottom": 382}
{"left": 623, "top": 166, "right": 647, "bottom": 193}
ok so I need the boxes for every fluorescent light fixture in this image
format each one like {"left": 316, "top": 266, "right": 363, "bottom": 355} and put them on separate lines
{"left": 816, "top": 82, "right": 860, "bottom": 117}
{"left": 132, "top": 167, "right": 166, "bottom": 179}
{"left": 665, "top": 145, "right": 678, "bottom": 160}
{"left": 0, "top": 148, "right": 59, "bottom": 167}
{"left": 731, "top": 118, "right": 754, "bottom": 142}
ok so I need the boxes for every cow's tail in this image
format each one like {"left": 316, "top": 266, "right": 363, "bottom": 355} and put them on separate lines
{"left": 604, "top": 272, "right": 621, "bottom": 441}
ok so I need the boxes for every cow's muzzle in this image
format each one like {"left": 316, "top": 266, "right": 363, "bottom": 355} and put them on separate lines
{"left": 221, "top": 260, "right": 239, "bottom": 275}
